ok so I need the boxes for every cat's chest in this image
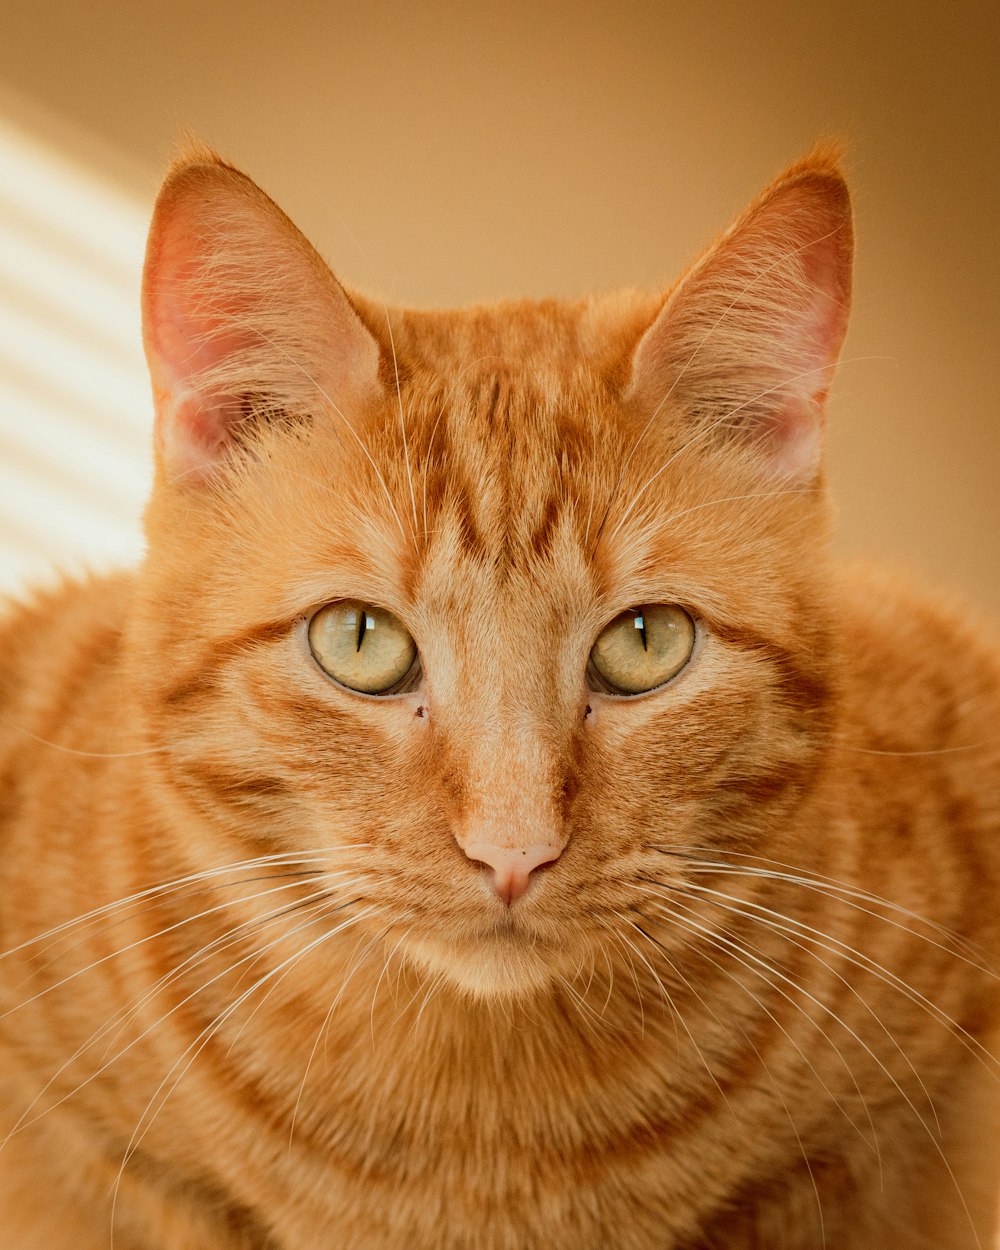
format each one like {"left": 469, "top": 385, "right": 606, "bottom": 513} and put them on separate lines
{"left": 172, "top": 993, "right": 807, "bottom": 1250}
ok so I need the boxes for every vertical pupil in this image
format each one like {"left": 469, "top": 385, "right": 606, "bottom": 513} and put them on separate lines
{"left": 356, "top": 608, "right": 368, "bottom": 652}
{"left": 633, "top": 612, "right": 647, "bottom": 651}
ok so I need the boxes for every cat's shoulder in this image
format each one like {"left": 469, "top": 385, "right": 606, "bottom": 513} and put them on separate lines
{"left": 835, "top": 559, "right": 999, "bottom": 662}
{"left": 833, "top": 559, "right": 1000, "bottom": 753}
{"left": 0, "top": 570, "right": 134, "bottom": 644}
{"left": 0, "top": 572, "right": 134, "bottom": 722}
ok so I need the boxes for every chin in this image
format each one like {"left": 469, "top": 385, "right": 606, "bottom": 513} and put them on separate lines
{"left": 403, "top": 933, "right": 565, "bottom": 1002}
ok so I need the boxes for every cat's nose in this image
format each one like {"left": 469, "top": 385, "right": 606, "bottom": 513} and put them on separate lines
{"left": 461, "top": 842, "right": 563, "bottom": 907}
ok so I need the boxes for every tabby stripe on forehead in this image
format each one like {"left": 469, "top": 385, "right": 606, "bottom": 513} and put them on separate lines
{"left": 443, "top": 377, "right": 507, "bottom": 557}
{"left": 483, "top": 377, "right": 502, "bottom": 426}
{"left": 528, "top": 494, "right": 563, "bottom": 557}
{"left": 433, "top": 449, "right": 485, "bottom": 561}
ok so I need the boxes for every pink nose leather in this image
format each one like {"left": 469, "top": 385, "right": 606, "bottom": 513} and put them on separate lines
{"left": 462, "top": 842, "right": 563, "bottom": 906}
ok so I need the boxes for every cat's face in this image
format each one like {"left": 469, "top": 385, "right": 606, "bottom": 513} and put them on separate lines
{"left": 131, "top": 151, "right": 850, "bottom": 999}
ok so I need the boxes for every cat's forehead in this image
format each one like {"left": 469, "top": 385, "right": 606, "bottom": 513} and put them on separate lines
{"left": 399, "top": 364, "right": 605, "bottom": 588}
{"left": 362, "top": 291, "right": 662, "bottom": 386}
{"left": 274, "top": 294, "right": 746, "bottom": 608}
{"left": 254, "top": 286, "right": 815, "bottom": 628}
{"left": 367, "top": 292, "right": 666, "bottom": 493}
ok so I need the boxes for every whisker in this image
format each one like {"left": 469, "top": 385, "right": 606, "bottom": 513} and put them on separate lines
{"left": 670, "top": 876, "right": 1000, "bottom": 1081}
{"left": 0, "top": 846, "right": 369, "bottom": 961}
{"left": 653, "top": 845, "right": 990, "bottom": 967}
{"left": 114, "top": 888, "right": 349, "bottom": 1062}
{"left": 603, "top": 925, "right": 647, "bottom": 1037}
{"left": 573, "top": 940, "right": 600, "bottom": 1006}
{"left": 635, "top": 889, "right": 984, "bottom": 1246}
{"left": 288, "top": 921, "right": 396, "bottom": 1153}
{"left": 106, "top": 887, "right": 348, "bottom": 1041}
{"left": 555, "top": 971, "right": 608, "bottom": 1040}
{"left": 0, "top": 718, "right": 168, "bottom": 759}
{"left": 620, "top": 914, "right": 740, "bottom": 1119}
{"left": 597, "top": 936, "right": 616, "bottom": 1016}
{"left": 223, "top": 895, "right": 369, "bottom": 1051}
{"left": 408, "top": 967, "right": 449, "bottom": 1040}
{"left": 110, "top": 906, "right": 376, "bottom": 1232}
{"left": 369, "top": 929, "right": 411, "bottom": 1044}
{"left": 636, "top": 887, "right": 899, "bottom": 1150}
{"left": 638, "top": 908, "right": 841, "bottom": 1229}
{"left": 2, "top": 883, "right": 359, "bottom": 1147}
{"left": 1, "top": 872, "right": 335, "bottom": 1019}
{"left": 21, "top": 864, "right": 341, "bottom": 987}
{"left": 612, "top": 915, "right": 682, "bottom": 1047}
{"left": 668, "top": 879, "right": 940, "bottom": 1135}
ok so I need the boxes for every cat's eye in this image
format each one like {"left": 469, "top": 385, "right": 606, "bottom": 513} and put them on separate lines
{"left": 308, "top": 601, "right": 417, "bottom": 694}
{"left": 589, "top": 604, "right": 695, "bottom": 695}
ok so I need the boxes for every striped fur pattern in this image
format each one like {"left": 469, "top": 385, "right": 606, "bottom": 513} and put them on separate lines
{"left": 1, "top": 151, "right": 999, "bottom": 1249}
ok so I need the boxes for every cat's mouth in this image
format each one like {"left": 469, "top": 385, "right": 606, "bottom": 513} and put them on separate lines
{"left": 402, "top": 922, "right": 570, "bottom": 1000}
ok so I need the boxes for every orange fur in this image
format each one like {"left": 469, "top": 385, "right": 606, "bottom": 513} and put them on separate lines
{"left": 1, "top": 151, "right": 1000, "bottom": 1249}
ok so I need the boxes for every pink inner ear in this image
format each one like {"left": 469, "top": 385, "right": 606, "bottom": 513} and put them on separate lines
{"left": 143, "top": 182, "right": 273, "bottom": 480}
{"left": 759, "top": 233, "right": 850, "bottom": 477}
{"left": 142, "top": 160, "right": 384, "bottom": 484}
{"left": 756, "top": 396, "right": 825, "bottom": 480}
{"left": 146, "top": 236, "right": 259, "bottom": 479}
{"left": 628, "top": 166, "right": 853, "bottom": 482}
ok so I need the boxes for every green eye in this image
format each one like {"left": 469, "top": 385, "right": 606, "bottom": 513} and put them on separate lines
{"left": 589, "top": 604, "right": 695, "bottom": 695}
{"left": 308, "top": 601, "right": 417, "bottom": 694}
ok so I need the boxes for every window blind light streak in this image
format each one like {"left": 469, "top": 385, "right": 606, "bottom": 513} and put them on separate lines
{"left": 1, "top": 376, "right": 148, "bottom": 505}
{"left": 0, "top": 116, "right": 152, "bottom": 599}
{"left": 0, "top": 203, "right": 141, "bottom": 363}
{"left": 0, "top": 119, "right": 148, "bottom": 277}
{"left": 0, "top": 294, "right": 151, "bottom": 436}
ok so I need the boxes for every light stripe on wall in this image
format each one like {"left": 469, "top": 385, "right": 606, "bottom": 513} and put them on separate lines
{"left": 0, "top": 115, "right": 153, "bottom": 599}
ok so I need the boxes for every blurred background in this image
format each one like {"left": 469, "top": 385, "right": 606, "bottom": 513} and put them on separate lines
{"left": 0, "top": 0, "right": 997, "bottom": 611}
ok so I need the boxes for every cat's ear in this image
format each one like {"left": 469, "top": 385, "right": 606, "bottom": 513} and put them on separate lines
{"left": 142, "top": 149, "right": 384, "bottom": 482}
{"left": 627, "top": 152, "right": 852, "bottom": 481}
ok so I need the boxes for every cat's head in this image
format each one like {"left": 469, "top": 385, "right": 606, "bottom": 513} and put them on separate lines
{"left": 129, "top": 148, "right": 851, "bottom": 1000}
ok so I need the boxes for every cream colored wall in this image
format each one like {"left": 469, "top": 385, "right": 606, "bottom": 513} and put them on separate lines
{"left": 1, "top": 1, "right": 998, "bottom": 612}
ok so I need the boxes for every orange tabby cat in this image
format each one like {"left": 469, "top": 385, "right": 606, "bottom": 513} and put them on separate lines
{"left": 1, "top": 146, "right": 999, "bottom": 1250}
